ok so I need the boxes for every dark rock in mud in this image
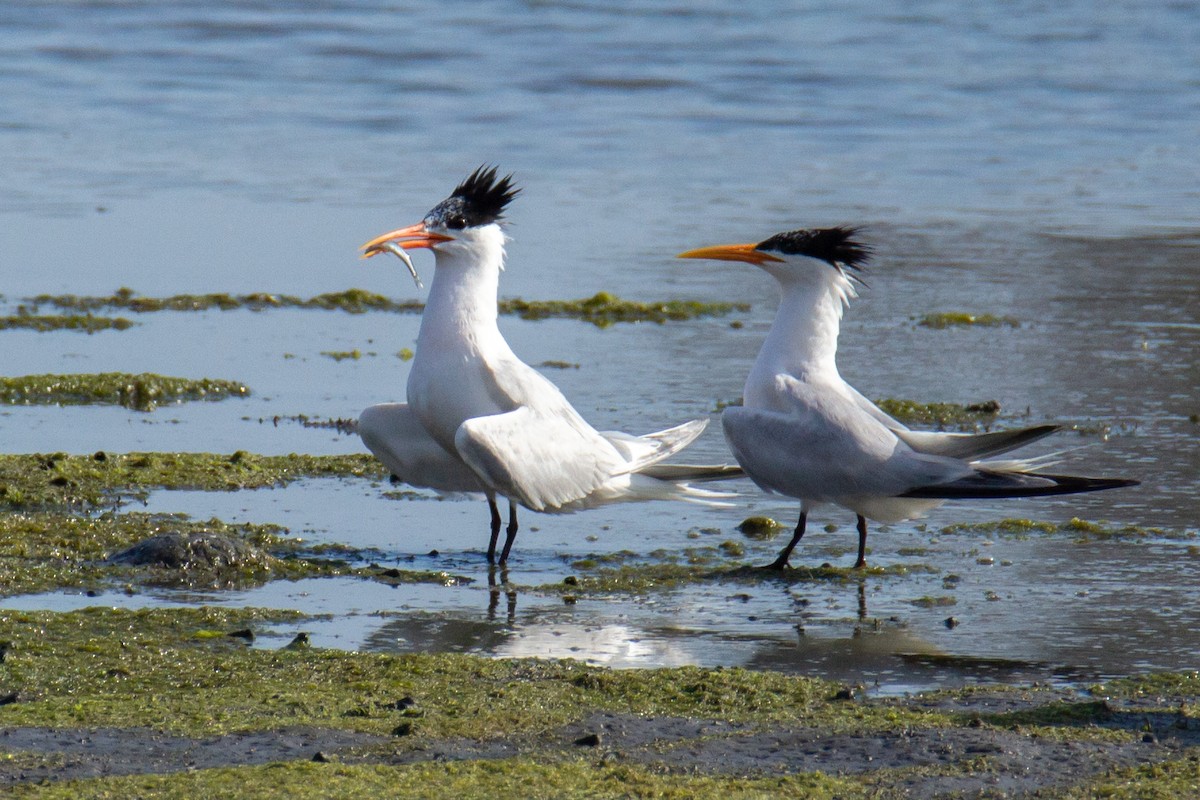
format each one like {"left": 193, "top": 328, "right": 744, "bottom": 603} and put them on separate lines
{"left": 109, "top": 531, "right": 272, "bottom": 571}
{"left": 285, "top": 633, "right": 311, "bottom": 650}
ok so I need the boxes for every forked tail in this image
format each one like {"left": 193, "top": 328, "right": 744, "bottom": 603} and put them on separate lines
{"left": 640, "top": 462, "right": 745, "bottom": 483}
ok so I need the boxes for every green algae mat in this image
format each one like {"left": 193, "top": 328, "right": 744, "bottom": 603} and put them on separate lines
{"left": 0, "top": 374, "right": 250, "bottom": 412}
{"left": 0, "top": 314, "right": 134, "bottom": 333}
{"left": 25, "top": 288, "right": 749, "bottom": 328}
{"left": 0, "top": 606, "right": 1198, "bottom": 798}
{"left": 0, "top": 451, "right": 383, "bottom": 511}
{"left": 0, "top": 448, "right": 1194, "bottom": 796}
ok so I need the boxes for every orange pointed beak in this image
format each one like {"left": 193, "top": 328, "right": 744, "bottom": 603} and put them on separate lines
{"left": 360, "top": 222, "right": 455, "bottom": 258}
{"left": 676, "top": 243, "right": 784, "bottom": 266}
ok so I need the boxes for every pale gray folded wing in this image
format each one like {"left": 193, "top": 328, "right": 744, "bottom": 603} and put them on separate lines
{"left": 845, "top": 383, "right": 911, "bottom": 432}
{"left": 722, "top": 404, "right": 970, "bottom": 500}
{"left": 454, "top": 406, "right": 620, "bottom": 512}
{"left": 893, "top": 424, "right": 1060, "bottom": 461}
{"left": 847, "top": 380, "right": 1062, "bottom": 462}
{"left": 358, "top": 403, "right": 487, "bottom": 493}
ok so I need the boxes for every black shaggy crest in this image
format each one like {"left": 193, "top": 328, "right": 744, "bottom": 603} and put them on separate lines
{"left": 756, "top": 227, "right": 871, "bottom": 273}
{"left": 424, "top": 165, "right": 520, "bottom": 230}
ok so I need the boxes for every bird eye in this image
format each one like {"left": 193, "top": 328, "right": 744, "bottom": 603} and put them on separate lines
{"left": 446, "top": 215, "right": 468, "bottom": 230}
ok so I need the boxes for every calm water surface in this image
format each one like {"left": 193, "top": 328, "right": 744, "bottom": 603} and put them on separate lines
{"left": 1, "top": 1, "right": 1198, "bottom": 693}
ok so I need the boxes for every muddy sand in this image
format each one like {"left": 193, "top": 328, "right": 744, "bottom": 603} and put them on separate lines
{"left": 3, "top": 685, "right": 1198, "bottom": 796}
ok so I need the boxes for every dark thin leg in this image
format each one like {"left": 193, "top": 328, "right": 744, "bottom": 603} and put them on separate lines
{"left": 498, "top": 502, "right": 519, "bottom": 564}
{"left": 854, "top": 514, "right": 868, "bottom": 569}
{"left": 486, "top": 497, "right": 502, "bottom": 564}
{"left": 763, "top": 510, "right": 807, "bottom": 570}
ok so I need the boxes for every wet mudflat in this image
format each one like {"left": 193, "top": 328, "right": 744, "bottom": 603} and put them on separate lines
{"left": 1, "top": 606, "right": 1199, "bottom": 798}
{"left": 2, "top": 230, "right": 1199, "bottom": 797}
{"left": 1, "top": 225, "right": 1197, "bottom": 794}
{"left": 2, "top": 699, "right": 1199, "bottom": 797}
{"left": 4, "top": 0, "right": 1200, "bottom": 793}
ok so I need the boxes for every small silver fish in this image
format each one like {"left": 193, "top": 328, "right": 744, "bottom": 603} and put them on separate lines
{"left": 368, "top": 240, "right": 423, "bottom": 289}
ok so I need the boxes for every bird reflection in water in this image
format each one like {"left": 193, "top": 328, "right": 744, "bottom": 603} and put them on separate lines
{"left": 486, "top": 565, "right": 517, "bottom": 622}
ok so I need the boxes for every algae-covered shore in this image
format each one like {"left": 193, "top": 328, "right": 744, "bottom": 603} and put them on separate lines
{"left": 5, "top": 1, "right": 1196, "bottom": 793}
{"left": 24, "top": 288, "right": 748, "bottom": 328}
{"left": 0, "top": 450, "right": 1196, "bottom": 796}
{"left": 0, "top": 374, "right": 250, "bottom": 413}
{"left": 0, "top": 606, "right": 1197, "bottom": 798}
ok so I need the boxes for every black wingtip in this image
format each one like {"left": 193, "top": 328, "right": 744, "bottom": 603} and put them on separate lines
{"left": 901, "top": 472, "right": 1139, "bottom": 500}
{"left": 755, "top": 226, "right": 872, "bottom": 273}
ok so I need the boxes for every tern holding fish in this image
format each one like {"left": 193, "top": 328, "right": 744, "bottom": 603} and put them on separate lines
{"left": 358, "top": 166, "right": 740, "bottom": 563}
{"left": 679, "top": 226, "right": 1137, "bottom": 569}
{"left": 371, "top": 240, "right": 423, "bottom": 289}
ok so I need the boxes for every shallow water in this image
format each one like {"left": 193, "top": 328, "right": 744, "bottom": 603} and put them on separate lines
{"left": 1, "top": 0, "right": 1198, "bottom": 693}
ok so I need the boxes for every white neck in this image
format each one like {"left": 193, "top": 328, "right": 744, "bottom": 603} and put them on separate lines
{"left": 744, "top": 270, "right": 855, "bottom": 406}
{"left": 415, "top": 226, "right": 510, "bottom": 360}
{"left": 405, "top": 225, "right": 516, "bottom": 450}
